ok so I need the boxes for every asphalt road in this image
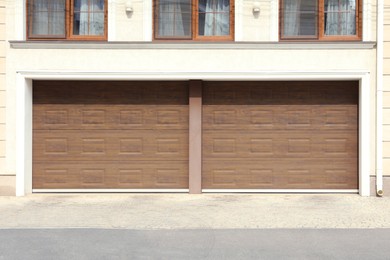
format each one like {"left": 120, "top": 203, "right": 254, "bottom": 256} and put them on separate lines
{"left": 0, "top": 229, "right": 390, "bottom": 260}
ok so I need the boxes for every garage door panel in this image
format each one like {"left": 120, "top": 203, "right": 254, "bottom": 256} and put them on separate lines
{"left": 202, "top": 105, "right": 357, "bottom": 131}
{"left": 34, "top": 105, "right": 189, "bottom": 130}
{"left": 203, "top": 81, "right": 358, "bottom": 105}
{"left": 203, "top": 159, "right": 358, "bottom": 189}
{"left": 33, "top": 161, "right": 189, "bottom": 189}
{"left": 33, "top": 81, "right": 189, "bottom": 190}
{"left": 34, "top": 130, "right": 188, "bottom": 161}
{"left": 203, "top": 130, "right": 357, "bottom": 159}
{"left": 33, "top": 81, "right": 189, "bottom": 105}
{"left": 203, "top": 81, "right": 358, "bottom": 190}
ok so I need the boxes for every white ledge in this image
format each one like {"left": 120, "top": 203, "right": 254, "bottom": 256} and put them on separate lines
{"left": 9, "top": 41, "right": 376, "bottom": 50}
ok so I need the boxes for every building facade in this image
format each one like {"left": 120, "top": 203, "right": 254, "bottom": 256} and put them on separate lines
{"left": 0, "top": 0, "right": 387, "bottom": 196}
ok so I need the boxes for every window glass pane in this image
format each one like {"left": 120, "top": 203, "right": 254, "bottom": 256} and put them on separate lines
{"left": 91, "top": 0, "right": 105, "bottom": 11}
{"left": 324, "top": 0, "right": 356, "bottom": 35}
{"left": 73, "top": 0, "right": 105, "bottom": 36}
{"left": 29, "top": 0, "right": 65, "bottom": 37}
{"left": 198, "top": 0, "right": 230, "bottom": 36}
{"left": 283, "top": 0, "right": 317, "bottom": 37}
{"left": 156, "top": 0, "right": 192, "bottom": 37}
{"left": 89, "top": 13, "right": 105, "bottom": 35}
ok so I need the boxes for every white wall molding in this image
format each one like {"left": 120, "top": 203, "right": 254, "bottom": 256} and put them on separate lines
{"left": 15, "top": 70, "right": 371, "bottom": 196}
{"left": 270, "top": 0, "right": 279, "bottom": 41}
{"left": 107, "top": 0, "right": 116, "bottom": 41}
{"left": 363, "top": 0, "right": 372, "bottom": 41}
{"left": 234, "top": 0, "right": 243, "bottom": 41}
{"left": 15, "top": 0, "right": 25, "bottom": 40}
{"left": 144, "top": 0, "right": 153, "bottom": 41}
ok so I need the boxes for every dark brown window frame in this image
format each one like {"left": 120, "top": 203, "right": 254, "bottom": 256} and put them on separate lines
{"left": 27, "top": 0, "right": 108, "bottom": 41}
{"left": 279, "top": 0, "right": 362, "bottom": 41}
{"left": 153, "top": 0, "right": 234, "bottom": 41}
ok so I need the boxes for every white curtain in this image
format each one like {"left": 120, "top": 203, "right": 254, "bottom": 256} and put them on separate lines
{"left": 31, "top": 0, "right": 65, "bottom": 36}
{"left": 283, "top": 0, "right": 301, "bottom": 36}
{"left": 325, "top": 0, "right": 356, "bottom": 35}
{"left": 76, "top": 0, "right": 105, "bottom": 35}
{"left": 159, "top": 0, "right": 185, "bottom": 36}
{"left": 204, "top": 0, "right": 229, "bottom": 36}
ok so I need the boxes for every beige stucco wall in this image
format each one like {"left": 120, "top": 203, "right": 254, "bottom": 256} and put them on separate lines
{"left": 0, "top": 0, "right": 5, "bottom": 175}
{"left": 1, "top": 0, "right": 379, "bottom": 195}
{"left": 383, "top": 0, "right": 390, "bottom": 181}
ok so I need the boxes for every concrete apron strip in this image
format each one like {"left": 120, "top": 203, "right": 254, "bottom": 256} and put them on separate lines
{"left": 0, "top": 194, "right": 389, "bottom": 229}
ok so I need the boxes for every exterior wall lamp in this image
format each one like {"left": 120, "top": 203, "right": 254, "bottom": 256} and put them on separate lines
{"left": 126, "top": 0, "right": 133, "bottom": 13}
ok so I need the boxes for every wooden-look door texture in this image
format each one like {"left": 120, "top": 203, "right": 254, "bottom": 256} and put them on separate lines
{"left": 33, "top": 81, "right": 189, "bottom": 189}
{"left": 202, "top": 81, "right": 358, "bottom": 189}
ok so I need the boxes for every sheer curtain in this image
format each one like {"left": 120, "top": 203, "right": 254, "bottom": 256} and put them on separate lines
{"left": 325, "top": 0, "right": 356, "bottom": 35}
{"left": 75, "top": 0, "right": 105, "bottom": 36}
{"left": 283, "top": 0, "right": 301, "bottom": 36}
{"left": 31, "top": 0, "right": 65, "bottom": 36}
{"left": 159, "top": 0, "right": 186, "bottom": 36}
{"left": 203, "top": 0, "right": 229, "bottom": 36}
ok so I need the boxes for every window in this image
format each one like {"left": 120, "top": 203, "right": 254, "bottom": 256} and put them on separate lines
{"left": 27, "top": 0, "right": 107, "bottom": 40}
{"left": 154, "top": 0, "right": 234, "bottom": 40}
{"left": 280, "top": 0, "right": 361, "bottom": 40}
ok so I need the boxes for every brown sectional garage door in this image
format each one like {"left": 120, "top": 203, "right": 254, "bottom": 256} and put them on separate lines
{"left": 202, "top": 81, "right": 358, "bottom": 189}
{"left": 33, "top": 81, "right": 189, "bottom": 189}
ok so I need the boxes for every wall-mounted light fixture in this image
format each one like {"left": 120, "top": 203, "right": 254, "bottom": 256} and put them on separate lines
{"left": 253, "top": 2, "right": 260, "bottom": 14}
{"left": 126, "top": 0, "right": 133, "bottom": 13}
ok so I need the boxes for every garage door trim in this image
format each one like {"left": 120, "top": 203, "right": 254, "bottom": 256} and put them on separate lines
{"left": 14, "top": 71, "right": 371, "bottom": 196}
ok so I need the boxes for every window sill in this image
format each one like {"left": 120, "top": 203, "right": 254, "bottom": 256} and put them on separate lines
{"left": 9, "top": 41, "right": 376, "bottom": 50}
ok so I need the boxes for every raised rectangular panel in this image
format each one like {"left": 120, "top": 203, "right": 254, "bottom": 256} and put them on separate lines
{"left": 44, "top": 169, "right": 68, "bottom": 184}
{"left": 213, "top": 111, "right": 236, "bottom": 125}
{"left": 383, "top": 92, "right": 390, "bottom": 108}
{"left": 81, "top": 169, "right": 105, "bottom": 184}
{"left": 250, "top": 138, "right": 273, "bottom": 154}
{"left": 45, "top": 110, "right": 68, "bottom": 125}
{"left": 120, "top": 110, "right": 143, "bottom": 125}
{"left": 325, "top": 169, "right": 349, "bottom": 184}
{"left": 287, "top": 110, "right": 311, "bottom": 126}
{"left": 213, "top": 170, "right": 235, "bottom": 184}
{"left": 250, "top": 110, "right": 273, "bottom": 125}
{"left": 288, "top": 139, "right": 311, "bottom": 153}
{"left": 214, "top": 89, "right": 236, "bottom": 103}
{"left": 250, "top": 88, "right": 273, "bottom": 102}
{"left": 288, "top": 86, "right": 309, "bottom": 101}
{"left": 250, "top": 169, "right": 274, "bottom": 184}
{"left": 325, "top": 139, "right": 347, "bottom": 153}
{"left": 44, "top": 138, "right": 68, "bottom": 154}
{"left": 157, "top": 138, "right": 180, "bottom": 154}
{"left": 157, "top": 110, "right": 180, "bottom": 125}
{"left": 286, "top": 170, "right": 311, "bottom": 185}
{"left": 120, "top": 138, "right": 143, "bottom": 154}
{"left": 213, "top": 139, "right": 236, "bottom": 153}
{"left": 119, "top": 169, "right": 142, "bottom": 184}
{"left": 325, "top": 110, "right": 348, "bottom": 125}
{"left": 82, "top": 138, "right": 106, "bottom": 154}
{"left": 156, "top": 169, "right": 178, "bottom": 184}
{"left": 82, "top": 110, "right": 105, "bottom": 125}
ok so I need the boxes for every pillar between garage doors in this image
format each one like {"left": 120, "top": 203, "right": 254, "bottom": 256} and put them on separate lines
{"left": 189, "top": 80, "right": 202, "bottom": 194}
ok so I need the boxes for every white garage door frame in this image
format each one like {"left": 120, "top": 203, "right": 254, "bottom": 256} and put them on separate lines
{"left": 15, "top": 71, "right": 371, "bottom": 196}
